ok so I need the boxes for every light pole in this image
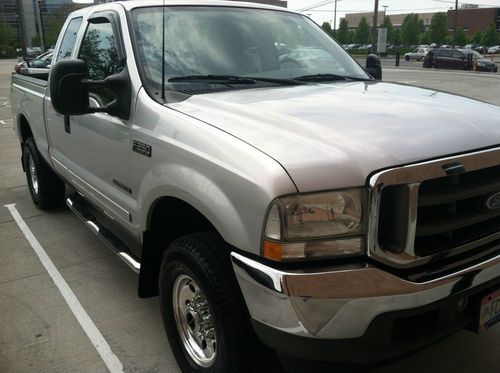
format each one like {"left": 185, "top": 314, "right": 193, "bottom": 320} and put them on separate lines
{"left": 453, "top": 0, "right": 458, "bottom": 43}
{"left": 333, "top": 0, "right": 338, "bottom": 36}
{"left": 37, "top": 0, "right": 46, "bottom": 51}
{"left": 372, "top": 0, "right": 380, "bottom": 54}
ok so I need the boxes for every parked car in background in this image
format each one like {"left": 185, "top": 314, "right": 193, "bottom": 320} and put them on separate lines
{"left": 440, "top": 44, "right": 453, "bottom": 49}
{"left": 423, "top": 48, "right": 498, "bottom": 72}
{"left": 14, "top": 51, "right": 53, "bottom": 78}
{"left": 405, "top": 47, "right": 430, "bottom": 61}
{"left": 464, "top": 43, "right": 479, "bottom": 50}
{"left": 488, "top": 45, "right": 500, "bottom": 54}
{"left": 475, "top": 46, "right": 488, "bottom": 54}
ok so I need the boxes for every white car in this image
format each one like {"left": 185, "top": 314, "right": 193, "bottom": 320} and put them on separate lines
{"left": 488, "top": 45, "right": 500, "bottom": 54}
{"left": 405, "top": 47, "right": 430, "bottom": 61}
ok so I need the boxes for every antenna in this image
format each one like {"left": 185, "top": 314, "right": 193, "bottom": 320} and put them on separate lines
{"left": 161, "top": 0, "right": 166, "bottom": 100}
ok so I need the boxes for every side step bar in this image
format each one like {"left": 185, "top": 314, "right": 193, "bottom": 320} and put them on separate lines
{"left": 66, "top": 194, "right": 141, "bottom": 273}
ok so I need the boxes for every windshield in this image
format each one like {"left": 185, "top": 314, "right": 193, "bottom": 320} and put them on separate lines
{"left": 131, "top": 6, "right": 369, "bottom": 96}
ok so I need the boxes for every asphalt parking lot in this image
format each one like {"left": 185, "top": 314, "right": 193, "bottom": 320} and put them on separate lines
{"left": 1, "top": 58, "right": 500, "bottom": 373}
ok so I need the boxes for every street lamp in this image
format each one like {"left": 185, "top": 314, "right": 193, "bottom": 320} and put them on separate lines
{"left": 333, "top": 0, "right": 338, "bottom": 36}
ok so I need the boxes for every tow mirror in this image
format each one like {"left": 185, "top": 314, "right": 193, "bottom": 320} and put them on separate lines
{"left": 49, "top": 59, "right": 131, "bottom": 120}
{"left": 366, "top": 54, "right": 382, "bottom": 80}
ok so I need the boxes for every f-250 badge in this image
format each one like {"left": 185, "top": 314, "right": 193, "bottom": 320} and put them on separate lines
{"left": 133, "top": 140, "right": 152, "bottom": 158}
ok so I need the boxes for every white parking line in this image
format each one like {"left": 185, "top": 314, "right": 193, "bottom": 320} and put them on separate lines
{"left": 4, "top": 204, "right": 124, "bottom": 373}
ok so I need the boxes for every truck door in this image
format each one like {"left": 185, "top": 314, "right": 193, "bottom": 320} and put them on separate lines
{"left": 45, "top": 16, "right": 83, "bottom": 177}
{"left": 66, "top": 11, "right": 134, "bottom": 228}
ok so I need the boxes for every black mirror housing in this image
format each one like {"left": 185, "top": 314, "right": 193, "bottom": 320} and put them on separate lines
{"left": 366, "top": 54, "right": 382, "bottom": 80}
{"left": 49, "top": 59, "right": 131, "bottom": 120}
{"left": 50, "top": 59, "right": 91, "bottom": 115}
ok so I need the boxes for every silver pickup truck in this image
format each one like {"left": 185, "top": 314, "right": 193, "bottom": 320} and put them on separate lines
{"left": 10, "top": 1, "right": 500, "bottom": 371}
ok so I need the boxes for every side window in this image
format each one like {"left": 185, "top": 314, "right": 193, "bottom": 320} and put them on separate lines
{"left": 452, "top": 51, "right": 464, "bottom": 59}
{"left": 78, "top": 19, "right": 124, "bottom": 106}
{"left": 56, "top": 17, "right": 83, "bottom": 62}
{"left": 440, "top": 50, "right": 452, "bottom": 58}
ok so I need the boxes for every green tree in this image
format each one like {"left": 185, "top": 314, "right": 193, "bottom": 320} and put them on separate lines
{"left": 428, "top": 13, "right": 448, "bottom": 45}
{"left": 481, "top": 22, "right": 499, "bottom": 46}
{"left": 45, "top": 3, "right": 82, "bottom": 47}
{"left": 381, "top": 16, "right": 395, "bottom": 44}
{"left": 0, "top": 22, "right": 14, "bottom": 46}
{"left": 401, "top": 14, "right": 423, "bottom": 45}
{"left": 321, "top": 22, "right": 333, "bottom": 37}
{"left": 392, "top": 28, "right": 401, "bottom": 45}
{"left": 454, "top": 27, "right": 468, "bottom": 46}
{"left": 472, "top": 31, "right": 483, "bottom": 44}
{"left": 418, "top": 32, "right": 431, "bottom": 45}
{"left": 336, "top": 18, "right": 349, "bottom": 44}
{"left": 348, "top": 30, "right": 356, "bottom": 44}
{"left": 31, "top": 35, "right": 41, "bottom": 47}
{"left": 355, "top": 17, "right": 370, "bottom": 44}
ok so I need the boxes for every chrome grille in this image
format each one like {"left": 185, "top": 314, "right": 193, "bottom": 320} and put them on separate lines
{"left": 368, "top": 147, "right": 500, "bottom": 268}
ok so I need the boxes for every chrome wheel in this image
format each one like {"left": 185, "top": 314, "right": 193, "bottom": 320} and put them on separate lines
{"left": 172, "top": 274, "right": 217, "bottom": 368}
{"left": 28, "top": 153, "right": 39, "bottom": 196}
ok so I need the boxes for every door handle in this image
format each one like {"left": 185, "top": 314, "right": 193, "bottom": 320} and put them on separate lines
{"left": 64, "top": 115, "right": 71, "bottom": 134}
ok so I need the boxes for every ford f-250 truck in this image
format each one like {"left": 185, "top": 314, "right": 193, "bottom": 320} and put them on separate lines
{"left": 10, "top": 1, "right": 500, "bottom": 371}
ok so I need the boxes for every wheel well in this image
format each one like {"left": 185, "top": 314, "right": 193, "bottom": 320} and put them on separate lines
{"left": 139, "top": 197, "right": 218, "bottom": 298}
{"left": 19, "top": 115, "right": 33, "bottom": 143}
{"left": 19, "top": 116, "right": 32, "bottom": 171}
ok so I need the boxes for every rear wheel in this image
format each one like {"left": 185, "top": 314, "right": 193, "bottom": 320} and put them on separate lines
{"left": 159, "top": 232, "right": 254, "bottom": 372}
{"left": 405, "top": 55, "right": 410, "bottom": 61}
{"left": 23, "top": 137, "right": 65, "bottom": 210}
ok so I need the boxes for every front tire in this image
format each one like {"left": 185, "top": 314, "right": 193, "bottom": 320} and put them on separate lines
{"left": 23, "top": 137, "right": 65, "bottom": 210}
{"left": 159, "top": 232, "right": 252, "bottom": 373}
{"left": 405, "top": 55, "right": 410, "bottom": 61}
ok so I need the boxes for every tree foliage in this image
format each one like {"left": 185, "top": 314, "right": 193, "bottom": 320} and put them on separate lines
{"left": 392, "top": 28, "right": 401, "bottom": 45}
{"left": 336, "top": 19, "right": 349, "bottom": 44}
{"left": 0, "top": 22, "right": 14, "bottom": 46}
{"left": 321, "top": 22, "right": 333, "bottom": 37}
{"left": 472, "top": 31, "right": 483, "bottom": 44}
{"left": 481, "top": 22, "right": 499, "bottom": 46}
{"left": 428, "top": 13, "right": 448, "bottom": 45}
{"left": 348, "top": 30, "right": 356, "bottom": 44}
{"left": 401, "top": 14, "right": 423, "bottom": 45}
{"left": 381, "top": 16, "right": 393, "bottom": 43}
{"left": 454, "top": 27, "right": 468, "bottom": 46}
{"left": 355, "top": 17, "right": 370, "bottom": 44}
{"left": 45, "top": 3, "right": 82, "bottom": 48}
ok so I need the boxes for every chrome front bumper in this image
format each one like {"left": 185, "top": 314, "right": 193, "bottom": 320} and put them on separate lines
{"left": 231, "top": 252, "right": 500, "bottom": 339}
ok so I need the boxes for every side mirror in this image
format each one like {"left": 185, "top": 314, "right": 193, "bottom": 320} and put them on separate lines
{"left": 50, "top": 59, "right": 90, "bottom": 115}
{"left": 49, "top": 59, "right": 131, "bottom": 120}
{"left": 366, "top": 54, "right": 382, "bottom": 80}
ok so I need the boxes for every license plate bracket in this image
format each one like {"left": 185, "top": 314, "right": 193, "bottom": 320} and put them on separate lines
{"left": 478, "top": 289, "right": 500, "bottom": 333}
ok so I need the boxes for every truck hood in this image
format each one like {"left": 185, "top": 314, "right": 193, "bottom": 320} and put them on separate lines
{"left": 170, "top": 81, "right": 500, "bottom": 192}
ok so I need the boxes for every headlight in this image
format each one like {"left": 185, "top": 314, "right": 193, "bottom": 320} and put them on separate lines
{"left": 262, "top": 189, "right": 366, "bottom": 261}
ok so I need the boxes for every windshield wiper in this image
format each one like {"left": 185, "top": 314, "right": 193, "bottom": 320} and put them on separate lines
{"left": 168, "top": 75, "right": 304, "bottom": 86}
{"left": 168, "top": 75, "right": 257, "bottom": 85}
{"left": 294, "top": 73, "right": 371, "bottom": 82}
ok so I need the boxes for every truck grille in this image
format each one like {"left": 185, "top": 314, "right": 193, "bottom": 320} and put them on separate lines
{"left": 415, "top": 166, "right": 500, "bottom": 257}
{"left": 370, "top": 148, "right": 500, "bottom": 268}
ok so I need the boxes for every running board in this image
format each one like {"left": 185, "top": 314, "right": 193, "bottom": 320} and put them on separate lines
{"left": 66, "top": 194, "right": 141, "bottom": 273}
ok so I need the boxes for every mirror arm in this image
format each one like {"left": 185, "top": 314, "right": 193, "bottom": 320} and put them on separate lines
{"left": 82, "top": 79, "right": 107, "bottom": 87}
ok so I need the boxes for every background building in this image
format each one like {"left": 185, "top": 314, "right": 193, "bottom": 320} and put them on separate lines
{"left": 448, "top": 7, "right": 500, "bottom": 36}
{"left": 344, "top": 11, "right": 437, "bottom": 30}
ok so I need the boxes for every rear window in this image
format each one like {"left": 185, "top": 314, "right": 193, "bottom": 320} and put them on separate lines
{"left": 56, "top": 17, "right": 83, "bottom": 62}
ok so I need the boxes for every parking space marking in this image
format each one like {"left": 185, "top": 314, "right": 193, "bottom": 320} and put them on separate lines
{"left": 4, "top": 203, "right": 124, "bottom": 373}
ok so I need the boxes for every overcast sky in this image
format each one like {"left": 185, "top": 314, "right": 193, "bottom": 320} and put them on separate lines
{"left": 287, "top": 0, "right": 500, "bottom": 25}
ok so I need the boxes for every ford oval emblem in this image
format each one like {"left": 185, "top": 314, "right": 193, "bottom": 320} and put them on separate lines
{"left": 486, "top": 192, "right": 500, "bottom": 210}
